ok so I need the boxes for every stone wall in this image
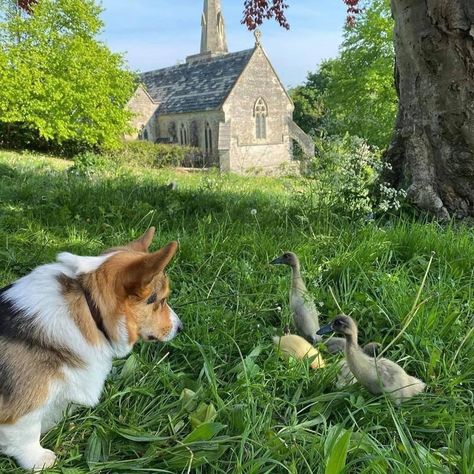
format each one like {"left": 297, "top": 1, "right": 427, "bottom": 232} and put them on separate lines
{"left": 221, "top": 46, "right": 294, "bottom": 173}
{"left": 126, "top": 85, "right": 158, "bottom": 140}
{"left": 156, "top": 110, "right": 224, "bottom": 164}
{"left": 224, "top": 141, "right": 293, "bottom": 174}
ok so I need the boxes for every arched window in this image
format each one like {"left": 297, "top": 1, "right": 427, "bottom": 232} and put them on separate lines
{"left": 138, "top": 125, "right": 145, "bottom": 140}
{"left": 179, "top": 123, "right": 188, "bottom": 145}
{"left": 205, "top": 122, "right": 212, "bottom": 154}
{"left": 190, "top": 121, "right": 198, "bottom": 146}
{"left": 254, "top": 97, "right": 267, "bottom": 139}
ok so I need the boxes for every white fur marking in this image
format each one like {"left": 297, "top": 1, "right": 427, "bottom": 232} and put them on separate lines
{"left": 161, "top": 305, "right": 182, "bottom": 342}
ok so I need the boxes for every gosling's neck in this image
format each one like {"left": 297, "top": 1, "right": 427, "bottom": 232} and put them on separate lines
{"left": 343, "top": 329, "right": 361, "bottom": 357}
{"left": 290, "top": 262, "right": 307, "bottom": 292}
{"left": 343, "top": 326, "right": 376, "bottom": 380}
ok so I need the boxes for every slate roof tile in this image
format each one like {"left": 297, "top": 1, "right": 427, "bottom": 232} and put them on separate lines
{"left": 140, "top": 49, "right": 254, "bottom": 114}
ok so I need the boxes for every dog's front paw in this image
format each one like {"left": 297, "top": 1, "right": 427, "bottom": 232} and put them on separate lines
{"left": 32, "top": 449, "right": 57, "bottom": 471}
{"left": 17, "top": 448, "right": 57, "bottom": 471}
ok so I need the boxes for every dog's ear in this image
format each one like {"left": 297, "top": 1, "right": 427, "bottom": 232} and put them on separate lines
{"left": 126, "top": 227, "right": 156, "bottom": 253}
{"left": 119, "top": 241, "right": 178, "bottom": 297}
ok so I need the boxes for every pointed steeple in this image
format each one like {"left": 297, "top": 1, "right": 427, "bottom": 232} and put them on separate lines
{"left": 201, "top": 0, "right": 228, "bottom": 55}
{"left": 188, "top": 0, "right": 228, "bottom": 62}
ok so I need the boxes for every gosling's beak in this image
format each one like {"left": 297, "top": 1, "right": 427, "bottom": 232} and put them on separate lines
{"left": 316, "top": 324, "right": 334, "bottom": 336}
{"left": 270, "top": 256, "right": 284, "bottom": 265}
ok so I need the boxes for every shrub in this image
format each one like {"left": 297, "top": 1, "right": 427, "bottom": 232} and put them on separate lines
{"left": 107, "top": 141, "right": 204, "bottom": 168}
{"left": 68, "top": 152, "right": 111, "bottom": 178}
{"left": 0, "top": 122, "right": 96, "bottom": 157}
{"left": 301, "top": 134, "right": 406, "bottom": 216}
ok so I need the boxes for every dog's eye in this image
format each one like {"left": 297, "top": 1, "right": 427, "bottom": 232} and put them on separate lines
{"left": 146, "top": 293, "right": 157, "bottom": 305}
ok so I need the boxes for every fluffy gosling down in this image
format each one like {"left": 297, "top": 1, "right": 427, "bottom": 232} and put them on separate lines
{"left": 317, "top": 315, "right": 426, "bottom": 405}
{"left": 273, "top": 335, "right": 325, "bottom": 369}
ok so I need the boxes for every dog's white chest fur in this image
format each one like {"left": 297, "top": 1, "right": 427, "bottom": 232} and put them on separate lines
{"left": 39, "top": 355, "right": 114, "bottom": 433}
{"left": 62, "top": 356, "right": 113, "bottom": 406}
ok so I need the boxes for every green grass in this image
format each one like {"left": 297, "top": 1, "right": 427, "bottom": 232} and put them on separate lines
{"left": 0, "top": 149, "right": 473, "bottom": 473}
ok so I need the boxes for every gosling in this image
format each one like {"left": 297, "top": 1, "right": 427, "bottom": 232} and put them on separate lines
{"left": 317, "top": 315, "right": 426, "bottom": 405}
{"left": 272, "top": 334, "right": 325, "bottom": 369}
{"left": 270, "top": 252, "right": 321, "bottom": 344}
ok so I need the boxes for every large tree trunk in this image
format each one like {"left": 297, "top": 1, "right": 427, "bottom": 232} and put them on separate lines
{"left": 385, "top": 0, "right": 474, "bottom": 218}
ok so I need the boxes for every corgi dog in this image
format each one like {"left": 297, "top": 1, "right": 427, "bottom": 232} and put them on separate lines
{"left": 0, "top": 227, "right": 182, "bottom": 471}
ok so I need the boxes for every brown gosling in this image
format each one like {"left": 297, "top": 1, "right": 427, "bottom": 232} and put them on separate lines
{"left": 317, "top": 315, "right": 425, "bottom": 405}
{"left": 270, "top": 253, "right": 382, "bottom": 356}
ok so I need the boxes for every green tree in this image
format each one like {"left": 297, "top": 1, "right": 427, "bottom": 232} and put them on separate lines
{"left": 324, "top": 0, "right": 396, "bottom": 148}
{"left": 289, "top": 61, "right": 335, "bottom": 136}
{"left": 0, "top": 0, "right": 136, "bottom": 152}
{"left": 290, "top": 0, "right": 395, "bottom": 149}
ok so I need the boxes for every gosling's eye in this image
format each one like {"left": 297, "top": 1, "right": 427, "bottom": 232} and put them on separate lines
{"left": 146, "top": 293, "right": 157, "bottom": 305}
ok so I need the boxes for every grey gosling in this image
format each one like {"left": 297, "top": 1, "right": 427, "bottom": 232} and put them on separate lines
{"left": 270, "top": 252, "right": 321, "bottom": 344}
{"left": 334, "top": 343, "right": 383, "bottom": 389}
{"left": 333, "top": 342, "right": 382, "bottom": 388}
{"left": 317, "top": 315, "right": 426, "bottom": 405}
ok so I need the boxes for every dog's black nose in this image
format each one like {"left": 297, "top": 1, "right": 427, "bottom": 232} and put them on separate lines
{"left": 147, "top": 335, "right": 157, "bottom": 341}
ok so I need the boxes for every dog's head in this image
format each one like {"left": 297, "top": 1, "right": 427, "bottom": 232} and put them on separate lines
{"left": 78, "top": 227, "right": 182, "bottom": 347}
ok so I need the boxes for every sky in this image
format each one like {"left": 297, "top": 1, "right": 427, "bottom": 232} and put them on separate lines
{"left": 99, "top": 0, "right": 348, "bottom": 88}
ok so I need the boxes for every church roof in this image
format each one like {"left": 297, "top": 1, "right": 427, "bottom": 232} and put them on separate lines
{"left": 140, "top": 49, "right": 254, "bottom": 114}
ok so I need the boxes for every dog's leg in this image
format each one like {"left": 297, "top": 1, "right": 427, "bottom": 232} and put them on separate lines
{"left": 0, "top": 411, "right": 56, "bottom": 471}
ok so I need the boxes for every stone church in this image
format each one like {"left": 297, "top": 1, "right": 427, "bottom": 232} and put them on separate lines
{"left": 127, "top": 0, "right": 313, "bottom": 173}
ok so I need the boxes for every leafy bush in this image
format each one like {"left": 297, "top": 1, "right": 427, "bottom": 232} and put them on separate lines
{"left": 68, "top": 152, "right": 111, "bottom": 178}
{"left": 108, "top": 141, "right": 204, "bottom": 168}
{"left": 0, "top": 122, "right": 97, "bottom": 157}
{"left": 302, "top": 134, "right": 406, "bottom": 216}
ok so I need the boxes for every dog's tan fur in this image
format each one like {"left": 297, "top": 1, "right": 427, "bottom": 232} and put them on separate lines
{"left": 0, "top": 338, "right": 83, "bottom": 425}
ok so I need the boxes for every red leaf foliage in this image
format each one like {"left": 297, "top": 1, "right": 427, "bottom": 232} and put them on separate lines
{"left": 242, "top": 0, "right": 289, "bottom": 30}
{"left": 242, "top": 0, "right": 361, "bottom": 30}
{"left": 343, "top": 0, "right": 361, "bottom": 25}
{"left": 17, "top": 0, "right": 38, "bottom": 14}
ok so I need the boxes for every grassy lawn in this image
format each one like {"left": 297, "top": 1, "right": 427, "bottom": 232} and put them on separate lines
{"left": 0, "top": 149, "right": 473, "bottom": 473}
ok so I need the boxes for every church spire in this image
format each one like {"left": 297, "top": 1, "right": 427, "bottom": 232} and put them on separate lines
{"left": 186, "top": 0, "right": 228, "bottom": 63}
{"left": 200, "top": 0, "right": 228, "bottom": 55}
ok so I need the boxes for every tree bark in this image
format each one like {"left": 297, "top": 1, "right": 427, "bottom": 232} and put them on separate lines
{"left": 385, "top": 0, "right": 474, "bottom": 218}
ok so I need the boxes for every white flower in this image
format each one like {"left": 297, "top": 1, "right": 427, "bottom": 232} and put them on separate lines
{"left": 250, "top": 209, "right": 257, "bottom": 216}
